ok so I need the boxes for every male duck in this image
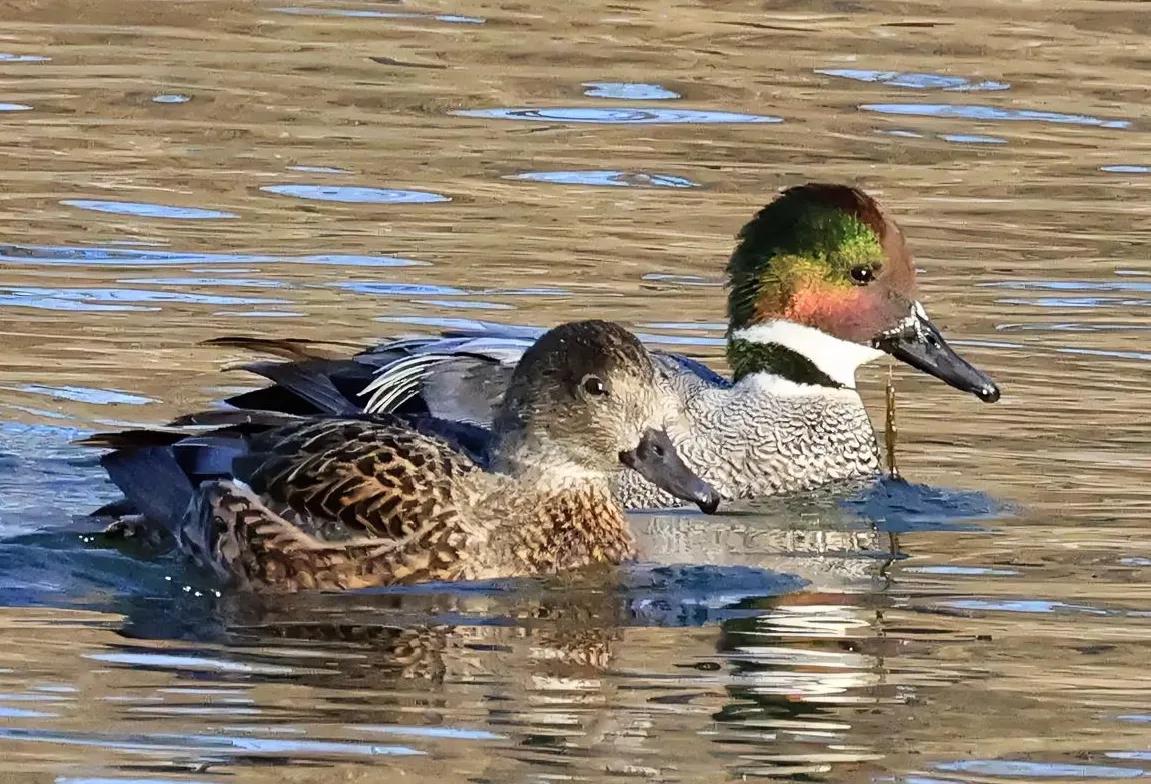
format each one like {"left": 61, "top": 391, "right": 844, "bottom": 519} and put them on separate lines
{"left": 85, "top": 321, "right": 720, "bottom": 592}
{"left": 168, "top": 183, "right": 1001, "bottom": 507}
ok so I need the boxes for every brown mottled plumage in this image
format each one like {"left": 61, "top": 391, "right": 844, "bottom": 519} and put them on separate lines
{"left": 161, "top": 321, "right": 717, "bottom": 592}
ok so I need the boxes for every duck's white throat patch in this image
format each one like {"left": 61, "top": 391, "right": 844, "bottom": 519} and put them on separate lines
{"left": 731, "top": 321, "right": 885, "bottom": 388}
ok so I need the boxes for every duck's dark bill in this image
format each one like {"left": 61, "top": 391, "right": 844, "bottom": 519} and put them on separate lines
{"left": 619, "top": 429, "right": 721, "bottom": 513}
{"left": 874, "top": 306, "right": 1001, "bottom": 403}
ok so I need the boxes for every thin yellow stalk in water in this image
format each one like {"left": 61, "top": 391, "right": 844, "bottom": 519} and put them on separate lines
{"left": 885, "top": 366, "right": 899, "bottom": 478}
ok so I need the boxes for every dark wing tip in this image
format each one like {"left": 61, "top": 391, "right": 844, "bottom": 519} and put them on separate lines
{"left": 74, "top": 429, "right": 185, "bottom": 449}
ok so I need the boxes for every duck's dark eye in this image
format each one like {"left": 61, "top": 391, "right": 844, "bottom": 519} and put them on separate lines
{"left": 581, "top": 375, "right": 608, "bottom": 397}
{"left": 850, "top": 264, "right": 877, "bottom": 285}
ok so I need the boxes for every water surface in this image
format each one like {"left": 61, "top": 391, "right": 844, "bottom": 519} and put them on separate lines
{"left": 0, "top": 0, "right": 1149, "bottom": 782}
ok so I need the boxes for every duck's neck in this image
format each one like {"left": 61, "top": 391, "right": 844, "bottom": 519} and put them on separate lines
{"left": 727, "top": 320, "right": 884, "bottom": 389}
{"left": 490, "top": 435, "right": 614, "bottom": 494}
{"left": 538, "top": 486, "right": 636, "bottom": 567}
{"left": 481, "top": 470, "right": 634, "bottom": 570}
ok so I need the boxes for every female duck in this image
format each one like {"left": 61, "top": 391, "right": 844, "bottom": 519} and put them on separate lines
{"left": 91, "top": 321, "right": 719, "bottom": 592}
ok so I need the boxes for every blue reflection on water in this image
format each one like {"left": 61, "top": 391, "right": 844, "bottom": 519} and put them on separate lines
{"left": 509, "top": 170, "right": 699, "bottom": 188}
{"left": 936, "top": 760, "right": 1144, "bottom": 779}
{"left": 818, "top": 68, "right": 1009, "bottom": 91}
{"left": 288, "top": 165, "right": 350, "bottom": 174}
{"left": 0, "top": 726, "right": 423, "bottom": 757}
{"left": 0, "top": 244, "right": 426, "bottom": 268}
{"left": 941, "top": 599, "right": 1110, "bottom": 615}
{"left": 414, "top": 299, "right": 512, "bottom": 311}
{"left": 61, "top": 200, "right": 236, "bottom": 220}
{"left": 261, "top": 185, "right": 450, "bottom": 204}
{"left": 271, "top": 6, "right": 485, "bottom": 23}
{"left": 336, "top": 281, "right": 466, "bottom": 296}
{"left": 940, "top": 133, "right": 1006, "bottom": 144}
{"left": 122, "top": 276, "right": 285, "bottom": 288}
{"left": 13, "top": 385, "right": 153, "bottom": 406}
{"left": 454, "top": 106, "right": 782, "bottom": 124}
{"left": 862, "top": 103, "right": 1130, "bottom": 128}
{"left": 0, "top": 286, "right": 289, "bottom": 312}
{"left": 582, "top": 82, "right": 681, "bottom": 100}
{"left": 984, "top": 279, "right": 1151, "bottom": 293}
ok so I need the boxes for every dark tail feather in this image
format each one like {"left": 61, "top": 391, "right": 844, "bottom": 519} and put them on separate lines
{"left": 203, "top": 336, "right": 337, "bottom": 361}
{"left": 168, "top": 408, "right": 303, "bottom": 429}
{"left": 233, "top": 360, "right": 360, "bottom": 416}
{"left": 221, "top": 385, "right": 326, "bottom": 416}
{"left": 203, "top": 336, "right": 365, "bottom": 361}
{"left": 75, "top": 429, "right": 185, "bottom": 449}
{"left": 100, "top": 447, "right": 196, "bottom": 532}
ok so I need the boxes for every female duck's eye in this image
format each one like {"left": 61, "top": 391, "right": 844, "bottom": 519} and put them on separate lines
{"left": 581, "top": 375, "right": 608, "bottom": 397}
{"left": 850, "top": 264, "right": 877, "bottom": 285}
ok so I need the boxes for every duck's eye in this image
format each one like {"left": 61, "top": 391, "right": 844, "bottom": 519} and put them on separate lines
{"left": 850, "top": 264, "right": 877, "bottom": 285}
{"left": 581, "top": 375, "right": 609, "bottom": 397}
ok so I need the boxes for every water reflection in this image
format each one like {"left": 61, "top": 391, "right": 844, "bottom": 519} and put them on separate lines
{"left": 270, "top": 6, "right": 485, "bottom": 24}
{"left": 288, "top": 165, "right": 350, "bottom": 174}
{"left": 935, "top": 760, "right": 1147, "bottom": 779}
{"left": 818, "top": 68, "right": 1010, "bottom": 92}
{"left": 508, "top": 170, "right": 699, "bottom": 188}
{"left": 260, "top": 185, "right": 451, "bottom": 204}
{"left": 453, "top": 107, "right": 783, "bottom": 124}
{"left": 861, "top": 103, "right": 1131, "bottom": 128}
{"left": 0, "top": 286, "right": 289, "bottom": 312}
{"left": 1101, "top": 165, "right": 1150, "bottom": 174}
{"left": 1, "top": 0, "right": 1150, "bottom": 778}
{"left": 0, "top": 244, "right": 427, "bottom": 268}
{"left": 582, "top": 82, "right": 681, "bottom": 100}
{"left": 12, "top": 386, "right": 153, "bottom": 406}
{"left": 60, "top": 200, "right": 237, "bottom": 220}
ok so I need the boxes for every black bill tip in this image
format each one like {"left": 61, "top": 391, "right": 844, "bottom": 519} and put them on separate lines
{"left": 974, "top": 381, "right": 1000, "bottom": 404}
{"left": 620, "top": 429, "right": 721, "bottom": 514}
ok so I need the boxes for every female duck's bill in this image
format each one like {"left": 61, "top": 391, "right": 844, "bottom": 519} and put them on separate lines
{"left": 620, "top": 428, "right": 719, "bottom": 513}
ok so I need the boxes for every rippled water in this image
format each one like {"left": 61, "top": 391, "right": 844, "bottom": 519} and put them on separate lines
{"left": 1, "top": 0, "right": 1149, "bottom": 781}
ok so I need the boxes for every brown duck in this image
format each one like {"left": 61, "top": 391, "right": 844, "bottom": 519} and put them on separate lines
{"left": 86, "top": 321, "right": 720, "bottom": 592}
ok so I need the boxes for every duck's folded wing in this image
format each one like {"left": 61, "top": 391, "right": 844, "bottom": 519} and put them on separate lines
{"left": 202, "top": 325, "right": 535, "bottom": 420}
{"left": 360, "top": 335, "right": 532, "bottom": 425}
{"left": 231, "top": 417, "right": 480, "bottom": 542}
{"left": 652, "top": 351, "right": 732, "bottom": 389}
{"left": 195, "top": 322, "right": 727, "bottom": 428}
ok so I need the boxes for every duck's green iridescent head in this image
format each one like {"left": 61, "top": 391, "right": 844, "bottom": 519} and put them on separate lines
{"left": 725, "top": 184, "right": 999, "bottom": 402}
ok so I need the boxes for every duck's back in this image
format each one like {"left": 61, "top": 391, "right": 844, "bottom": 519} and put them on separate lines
{"left": 617, "top": 366, "right": 880, "bottom": 506}
{"left": 179, "top": 416, "right": 484, "bottom": 591}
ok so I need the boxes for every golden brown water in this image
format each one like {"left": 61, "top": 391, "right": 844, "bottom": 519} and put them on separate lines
{"left": 1, "top": 0, "right": 1150, "bottom": 781}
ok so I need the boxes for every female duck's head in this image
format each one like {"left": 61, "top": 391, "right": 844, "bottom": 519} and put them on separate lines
{"left": 726, "top": 183, "right": 1000, "bottom": 402}
{"left": 492, "top": 320, "right": 719, "bottom": 512}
